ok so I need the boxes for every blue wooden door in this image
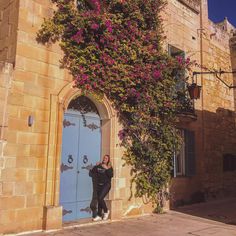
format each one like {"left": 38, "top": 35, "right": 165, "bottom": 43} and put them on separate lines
{"left": 60, "top": 111, "right": 101, "bottom": 222}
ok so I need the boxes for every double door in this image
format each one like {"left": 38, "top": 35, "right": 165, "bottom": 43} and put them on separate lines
{"left": 60, "top": 111, "right": 101, "bottom": 222}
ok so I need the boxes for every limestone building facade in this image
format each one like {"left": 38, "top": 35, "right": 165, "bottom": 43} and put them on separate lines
{"left": 0, "top": 0, "right": 236, "bottom": 234}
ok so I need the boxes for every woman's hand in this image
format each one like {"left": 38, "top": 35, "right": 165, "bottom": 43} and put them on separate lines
{"left": 96, "top": 162, "right": 101, "bottom": 166}
{"left": 102, "top": 164, "right": 110, "bottom": 169}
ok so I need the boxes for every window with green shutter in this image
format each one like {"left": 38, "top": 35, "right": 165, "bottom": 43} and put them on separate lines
{"left": 174, "top": 129, "right": 196, "bottom": 177}
{"left": 184, "top": 130, "right": 196, "bottom": 176}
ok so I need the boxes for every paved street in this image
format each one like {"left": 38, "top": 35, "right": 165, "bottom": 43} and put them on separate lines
{"left": 24, "top": 198, "right": 236, "bottom": 236}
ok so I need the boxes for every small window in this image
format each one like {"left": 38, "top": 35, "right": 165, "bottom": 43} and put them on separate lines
{"left": 223, "top": 154, "right": 236, "bottom": 172}
{"left": 168, "top": 45, "right": 186, "bottom": 92}
{"left": 168, "top": 45, "right": 185, "bottom": 58}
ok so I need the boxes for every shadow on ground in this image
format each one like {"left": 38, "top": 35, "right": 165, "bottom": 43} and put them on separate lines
{"left": 173, "top": 197, "right": 236, "bottom": 226}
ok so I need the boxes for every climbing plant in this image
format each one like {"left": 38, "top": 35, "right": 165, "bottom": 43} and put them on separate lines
{"left": 37, "top": 0, "right": 191, "bottom": 208}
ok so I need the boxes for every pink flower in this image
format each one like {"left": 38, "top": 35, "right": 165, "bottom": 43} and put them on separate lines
{"left": 71, "top": 29, "right": 84, "bottom": 43}
{"left": 90, "top": 0, "right": 101, "bottom": 13}
{"left": 186, "top": 57, "right": 191, "bottom": 64}
{"left": 85, "top": 84, "right": 92, "bottom": 90}
{"left": 91, "top": 23, "right": 100, "bottom": 30}
{"left": 105, "top": 20, "right": 113, "bottom": 33}
{"left": 176, "top": 56, "right": 183, "bottom": 64}
{"left": 118, "top": 129, "right": 126, "bottom": 141}
{"left": 152, "top": 69, "right": 161, "bottom": 79}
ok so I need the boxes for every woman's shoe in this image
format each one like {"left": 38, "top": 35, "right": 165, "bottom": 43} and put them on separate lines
{"left": 93, "top": 216, "right": 102, "bottom": 222}
{"left": 103, "top": 210, "right": 110, "bottom": 220}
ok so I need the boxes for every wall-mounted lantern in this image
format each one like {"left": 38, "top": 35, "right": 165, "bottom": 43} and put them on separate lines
{"left": 187, "top": 83, "right": 202, "bottom": 99}
{"left": 188, "top": 69, "right": 236, "bottom": 100}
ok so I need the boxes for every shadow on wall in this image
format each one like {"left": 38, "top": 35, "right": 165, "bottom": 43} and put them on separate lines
{"left": 169, "top": 107, "right": 236, "bottom": 211}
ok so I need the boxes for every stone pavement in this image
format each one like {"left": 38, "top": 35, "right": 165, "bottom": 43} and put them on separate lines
{"left": 23, "top": 198, "right": 236, "bottom": 236}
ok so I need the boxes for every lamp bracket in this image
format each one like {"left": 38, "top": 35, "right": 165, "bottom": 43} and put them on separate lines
{"left": 192, "top": 69, "right": 236, "bottom": 89}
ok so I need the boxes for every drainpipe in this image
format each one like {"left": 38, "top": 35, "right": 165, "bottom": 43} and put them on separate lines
{"left": 199, "top": 1, "right": 206, "bottom": 179}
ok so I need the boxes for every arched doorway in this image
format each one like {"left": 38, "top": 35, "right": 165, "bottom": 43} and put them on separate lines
{"left": 60, "top": 96, "right": 101, "bottom": 222}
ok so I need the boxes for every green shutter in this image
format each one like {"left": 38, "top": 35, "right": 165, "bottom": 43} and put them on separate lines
{"left": 173, "top": 152, "right": 177, "bottom": 178}
{"left": 184, "top": 130, "right": 196, "bottom": 176}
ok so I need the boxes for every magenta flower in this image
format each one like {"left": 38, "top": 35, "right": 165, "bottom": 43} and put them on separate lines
{"left": 152, "top": 69, "right": 161, "bottom": 79}
{"left": 176, "top": 56, "right": 183, "bottom": 64}
{"left": 90, "top": 0, "right": 101, "bottom": 13}
{"left": 91, "top": 23, "right": 100, "bottom": 30}
{"left": 118, "top": 129, "right": 126, "bottom": 141}
{"left": 186, "top": 57, "right": 191, "bottom": 64}
{"left": 105, "top": 20, "right": 113, "bottom": 33}
{"left": 71, "top": 29, "right": 84, "bottom": 43}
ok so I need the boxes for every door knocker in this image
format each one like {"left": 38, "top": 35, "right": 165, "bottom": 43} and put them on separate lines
{"left": 68, "top": 155, "right": 74, "bottom": 164}
{"left": 83, "top": 155, "right": 88, "bottom": 164}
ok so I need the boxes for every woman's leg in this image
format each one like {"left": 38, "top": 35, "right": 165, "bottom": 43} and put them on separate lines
{"left": 97, "top": 185, "right": 103, "bottom": 217}
{"left": 90, "top": 180, "right": 98, "bottom": 218}
{"left": 97, "top": 183, "right": 111, "bottom": 214}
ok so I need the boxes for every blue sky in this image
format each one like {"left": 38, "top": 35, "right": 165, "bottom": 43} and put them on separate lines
{"left": 208, "top": 0, "right": 236, "bottom": 26}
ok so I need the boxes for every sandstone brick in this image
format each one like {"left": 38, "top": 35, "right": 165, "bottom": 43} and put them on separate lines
{"left": 6, "top": 130, "right": 17, "bottom": 143}
{"left": 2, "top": 181, "right": 14, "bottom": 195}
{"left": 14, "top": 181, "right": 34, "bottom": 195}
{"left": 16, "top": 157, "right": 37, "bottom": 168}
{"left": 30, "top": 145, "right": 47, "bottom": 157}
{"left": 4, "top": 143, "right": 18, "bottom": 156}
{"left": 16, "top": 207, "right": 42, "bottom": 219}
{"left": 8, "top": 117, "right": 30, "bottom": 132}
{"left": 42, "top": 206, "right": 62, "bottom": 230}
{"left": 26, "top": 194, "right": 44, "bottom": 207}
{"left": 0, "top": 196, "right": 25, "bottom": 210}
{"left": 27, "top": 169, "right": 45, "bottom": 182}
{"left": 5, "top": 157, "right": 16, "bottom": 168}
{"left": 33, "top": 121, "right": 49, "bottom": 133}
{"left": 8, "top": 105, "right": 20, "bottom": 118}
{"left": 0, "top": 209, "right": 16, "bottom": 224}
{"left": 1, "top": 168, "right": 27, "bottom": 182}
{"left": 8, "top": 93, "right": 24, "bottom": 106}
{"left": 34, "top": 182, "right": 45, "bottom": 195}
{"left": 17, "top": 144, "right": 31, "bottom": 156}
{"left": 17, "top": 132, "right": 48, "bottom": 145}
{"left": 36, "top": 158, "right": 46, "bottom": 169}
{"left": 14, "top": 69, "right": 38, "bottom": 84}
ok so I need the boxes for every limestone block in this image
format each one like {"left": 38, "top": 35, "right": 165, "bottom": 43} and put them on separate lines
{"left": 106, "top": 199, "right": 123, "bottom": 220}
{"left": 42, "top": 205, "right": 62, "bottom": 230}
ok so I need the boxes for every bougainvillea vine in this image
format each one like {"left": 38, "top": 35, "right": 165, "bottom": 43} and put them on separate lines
{"left": 37, "top": 0, "right": 191, "bottom": 209}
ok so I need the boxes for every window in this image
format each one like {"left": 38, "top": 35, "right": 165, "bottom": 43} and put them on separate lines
{"left": 174, "top": 129, "right": 196, "bottom": 177}
{"left": 168, "top": 45, "right": 195, "bottom": 114}
{"left": 168, "top": 45, "right": 186, "bottom": 92}
{"left": 175, "top": 130, "right": 185, "bottom": 176}
{"left": 223, "top": 154, "right": 236, "bottom": 172}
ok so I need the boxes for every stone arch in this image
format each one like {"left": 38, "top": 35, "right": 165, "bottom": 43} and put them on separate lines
{"left": 43, "top": 80, "right": 120, "bottom": 229}
{"left": 57, "top": 81, "right": 115, "bottom": 120}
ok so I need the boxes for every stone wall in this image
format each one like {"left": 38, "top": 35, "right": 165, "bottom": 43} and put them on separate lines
{"left": 164, "top": 0, "right": 236, "bottom": 207}
{"left": 0, "top": 0, "right": 19, "bottom": 63}
{"left": 1, "top": 0, "right": 236, "bottom": 234}
{"left": 0, "top": 0, "right": 151, "bottom": 234}
{"left": 0, "top": 61, "right": 13, "bottom": 197}
{"left": 0, "top": 0, "right": 70, "bottom": 233}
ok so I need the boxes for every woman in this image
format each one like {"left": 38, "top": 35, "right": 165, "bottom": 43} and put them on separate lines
{"left": 90, "top": 154, "right": 113, "bottom": 221}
